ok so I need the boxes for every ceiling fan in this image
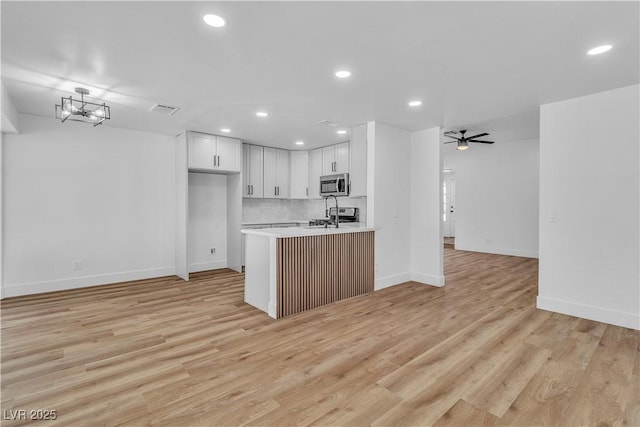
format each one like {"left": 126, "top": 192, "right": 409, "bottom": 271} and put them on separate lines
{"left": 444, "top": 130, "right": 494, "bottom": 150}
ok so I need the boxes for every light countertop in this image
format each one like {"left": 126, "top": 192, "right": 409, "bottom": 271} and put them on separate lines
{"left": 242, "top": 220, "right": 309, "bottom": 226}
{"left": 241, "top": 223, "right": 374, "bottom": 238}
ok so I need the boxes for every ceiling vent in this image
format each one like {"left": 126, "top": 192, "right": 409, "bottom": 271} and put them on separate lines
{"left": 150, "top": 103, "right": 180, "bottom": 116}
{"left": 317, "top": 119, "right": 340, "bottom": 128}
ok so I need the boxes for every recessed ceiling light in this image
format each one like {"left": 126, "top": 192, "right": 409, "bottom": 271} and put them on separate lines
{"left": 587, "top": 44, "right": 612, "bottom": 55}
{"left": 220, "top": 128, "right": 231, "bottom": 133}
{"left": 203, "top": 14, "right": 226, "bottom": 28}
{"left": 408, "top": 100, "right": 422, "bottom": 107}
{"left": 295, "top": 141, "right": 304, "bottom": 145}
{"left": 337, "top": 129, "right": 347, "bottom": 135}
{"left": 256, "top": 111, "right": 268, "bottom": 117}
{"left": 335, "top": 70, "right": 351, "bottom": 78}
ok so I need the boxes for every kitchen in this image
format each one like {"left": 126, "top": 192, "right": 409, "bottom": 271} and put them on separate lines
{"left": 182, "top": 122, "right": 374, "bottom": 318}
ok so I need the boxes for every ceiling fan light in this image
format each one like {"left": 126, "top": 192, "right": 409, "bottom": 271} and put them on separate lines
{"left": 457, "top": 140, "right": 469, "bottom": 150}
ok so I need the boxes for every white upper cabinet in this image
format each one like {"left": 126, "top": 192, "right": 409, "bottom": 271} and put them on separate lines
{"left": 216, "top": 136, "right": 242, "bottom": 172}
{"left": 243, "top": 144, "right": 264, "bottom": 198}
{"left": 335, "top": 142, "right": 349, "bottom": 174}
{"left": 322, "top": 142, "right": 349, "bottom": 175}
{"left": 290, "top": 150, "right": 309, "bottom": 199}
{"left": 263, "top": 148, "right": 289, "bottom": 199}
{"left": 308, "top": 148, "right": 323, "bottom": 199}
{"left": 187, "top": 132, "right": 241, "bottom": 174}
{"left": 349, "top": 124, "right": 367, "bottom": 197}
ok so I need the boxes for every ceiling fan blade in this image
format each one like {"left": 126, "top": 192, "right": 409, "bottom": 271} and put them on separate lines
{"left": 444, "top": 131, "right": 459, "bottom": 136}
{"left": 468, "top": 140, "right": 494, "bottom": 144}
{"left": 443, "top": 140, "right": 457, "bottom": 144}
{"left": 466, "top": 132, "right": 489, "bottom": 139}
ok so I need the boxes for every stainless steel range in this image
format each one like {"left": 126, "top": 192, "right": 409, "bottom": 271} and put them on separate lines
{"left": 309, "top": 207, "right": 360, "bottom": 228}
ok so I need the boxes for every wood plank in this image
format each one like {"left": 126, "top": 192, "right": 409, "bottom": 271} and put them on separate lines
{"left": 433, "top": 399, "right": 499, "bottom": 426}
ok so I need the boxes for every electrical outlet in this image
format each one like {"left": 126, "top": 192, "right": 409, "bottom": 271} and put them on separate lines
{"left": 210, "top": 248, "right": 216, "bottom": 255}
{"left": 72, "top": 260, "right": 82, "bottom": 271}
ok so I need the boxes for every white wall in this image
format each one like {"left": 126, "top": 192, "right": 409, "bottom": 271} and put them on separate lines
{"left": 369, "top": 122, "right": 412, "bottom": 289}
{"left": 443, "top": 138, "right": 540, "bottom": 258}
{"left": 538, "top": 84, "right": 639, "bottom": 330}
{"left": 410, "top": 127, "right": 444, "bottom": 286}
{"left": 188, "top": 172, "right": 228, "bottom": 272}
{"left": 3, "top": 114, "right": 176, "bottom": 297}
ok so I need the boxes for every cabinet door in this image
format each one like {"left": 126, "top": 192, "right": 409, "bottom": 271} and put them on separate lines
{"left": 322, "top": 146, "right": 336, "bottom": 175}
{"left": 242, "top": 145, "right": 250, "bottom": 197}
{"left": 188, "top": 133, "right": 216, "bottom": 170}
{"left": 263, "top": 147, "right": 278, "bottom": 198}
{"left": 290, "top": 151, "right": 309, "bottom": 199}
{"left": 335, "top": 142, "right": 350, "bottom": 174}
{"left": 308, "top": 148, "right": 323, "bottom": 199}
{"left": 248, "top": 145, "right": 264, "bottom": 198}
{"left": 216, "top": 136, "right": 241, "bottom": 172}
{"left": 276, "top": 149, "right": 290, "bottom": 198}
{"left": 349, "top": 125, "right": 367, "bottom": 197}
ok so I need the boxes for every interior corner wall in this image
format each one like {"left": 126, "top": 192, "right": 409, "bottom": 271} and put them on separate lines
{"left": 226, "top": 173, "right": 242, "bottom": 273}
{"left": 0, "top": 132, "right": 4, "bottom": 298}
{"left": 3, "top": 114, "right": 176, "bottom": 297}
{"left": 371, "top": 122, "right": 411, "bottom": 289}
{"left": 410, "top": 127, "right": 444, "bottom": 286}
{"left": 538, "top": 84, "right": 640, "bottom": 330}
{"left": 443, "top": 138, "right": 540, "bottom": 258}
{"left": 1, "top": 82, "right": 19, "bottom": 134}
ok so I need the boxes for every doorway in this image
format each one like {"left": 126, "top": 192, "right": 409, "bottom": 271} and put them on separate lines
{"left": 443, "top": 174, "right": 456, "bottom": 245}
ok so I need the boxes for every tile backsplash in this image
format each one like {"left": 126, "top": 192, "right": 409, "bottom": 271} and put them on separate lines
{"left": 243, "top": 197, "right": 367, "bottom": 224}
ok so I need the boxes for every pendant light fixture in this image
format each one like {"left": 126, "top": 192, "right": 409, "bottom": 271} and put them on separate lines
{"left": 55, "top": 87, "right": 111, "bottom": 126}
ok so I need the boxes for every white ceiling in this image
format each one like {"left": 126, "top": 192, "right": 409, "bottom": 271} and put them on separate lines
{"left": 2, "top": 1, "right": 638, "bottom": 150}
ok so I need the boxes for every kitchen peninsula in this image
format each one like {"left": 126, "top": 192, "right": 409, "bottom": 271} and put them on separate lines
{"left": 242, "top": 226, "right": 375, "bottom": 318}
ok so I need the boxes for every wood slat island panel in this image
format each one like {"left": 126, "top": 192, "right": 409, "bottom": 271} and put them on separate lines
{"left": 277, "top": 231, "right": 374, "bottom": 317}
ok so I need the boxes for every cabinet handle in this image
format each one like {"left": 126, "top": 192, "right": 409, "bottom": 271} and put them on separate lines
{"left": 251, "top": 185, "right": 253, "bottom": 195}
{"left": 217, "top": 155, "right": 221, "bottom": 167}
{"left": 247, "top": 185, "right": 250, "bottom": 195}
{"left": 306, "top": 187, "right": 308, "bottom": 196}
{"left": 214, "top": 156, "right": 217, "bottom": 167}
{"left": 274, "top": 187, "right": 277, "bottom": 196}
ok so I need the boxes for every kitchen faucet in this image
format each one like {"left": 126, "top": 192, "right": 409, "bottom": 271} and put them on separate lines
{"left": 324, "top": 195, "right": 339, "bottom": 228}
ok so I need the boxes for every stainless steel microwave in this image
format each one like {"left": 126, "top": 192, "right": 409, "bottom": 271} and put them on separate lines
{"left": 320, "top": 173, "right": 349, "bottom": 197}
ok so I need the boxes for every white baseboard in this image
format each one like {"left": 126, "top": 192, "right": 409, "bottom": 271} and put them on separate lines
{"left": 454, "top": 244, "right": 538, "bottom": 259}
{"left": 375, "top": 272, "right": 411, "bottom": 290}
{"left": 410, "top": 272, "right": 445, "bottom": 287}
{"left": 2, "top": 266, "right": 175, "bottom": 298}
{"left": 537, "top": 295, "right": 640, "bottom": 330}
{"left": 188, "top": 260, "right": 227, "bottom": 273}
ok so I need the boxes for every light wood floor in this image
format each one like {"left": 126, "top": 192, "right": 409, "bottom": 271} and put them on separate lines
{"left": 1, "top": 249, "right": 638, "bottom": 426}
